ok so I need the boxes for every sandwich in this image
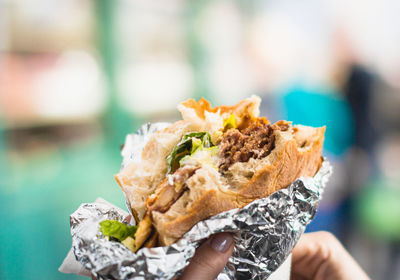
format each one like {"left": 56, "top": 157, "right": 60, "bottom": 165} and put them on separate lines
{"left": 101, "top": 96, "right": 325, "bottom": 252}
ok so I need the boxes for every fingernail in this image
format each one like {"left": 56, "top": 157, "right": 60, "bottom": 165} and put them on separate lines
{"left": 210, "top": 233, "right": 233, "bottom": 253}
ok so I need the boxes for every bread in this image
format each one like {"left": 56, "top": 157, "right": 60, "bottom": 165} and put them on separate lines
{"left": 115, "top": 120, "right": 194, "bottom": 221}
{"left": 115, "top": 96, "right": 325, "bottom": 247}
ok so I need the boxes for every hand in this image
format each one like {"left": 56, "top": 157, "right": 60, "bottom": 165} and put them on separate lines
{"left": 179, "top": 232, "right": 234, "bottom": 280}
{"left": 291, "top": 231, "right": 370, "bottom": 280}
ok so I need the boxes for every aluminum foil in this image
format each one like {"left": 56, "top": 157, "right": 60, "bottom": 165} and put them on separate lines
{"left": 70, "top": 123, "right": 332, "bottom": 280}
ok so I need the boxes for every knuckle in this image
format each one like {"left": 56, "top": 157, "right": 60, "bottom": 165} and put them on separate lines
{"left": 190, "top": 253, "right": 219, "bottom": 271}
{"left": 315, "top": 231, "right": 339, "bottom": 260}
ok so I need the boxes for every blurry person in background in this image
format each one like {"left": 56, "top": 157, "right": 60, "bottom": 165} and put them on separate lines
{"left": 332, "top": 29, "right": 400, "bottom": 280}
{"left": 344, "top": 65, "right": 377, "bottom": 171}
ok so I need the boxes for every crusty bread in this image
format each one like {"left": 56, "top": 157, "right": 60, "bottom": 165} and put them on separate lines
{"left": 115, "top": 96, "right": 325, "bottom": 246}
{"left": 115, "top": 121, "right": 193, "bottom": 220}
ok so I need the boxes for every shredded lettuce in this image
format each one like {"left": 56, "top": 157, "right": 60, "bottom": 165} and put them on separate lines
{"left": 223, "top": 114, "right": 237, "bottom": 130}
{"left": 99, "top": 220, "right": 137, "bottom": 242}
{"left": 179, "top": 145, "right": 219, "bottom": 169}
{"left": 205, "top": 146, "right": 219, "bottom": 156}
{"left": 167, "top": 132, "right": 214, "bottom": 173}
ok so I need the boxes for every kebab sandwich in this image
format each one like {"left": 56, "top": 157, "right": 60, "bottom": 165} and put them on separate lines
{"left": 100, "top": 96, "right": 325, "bottom": 252}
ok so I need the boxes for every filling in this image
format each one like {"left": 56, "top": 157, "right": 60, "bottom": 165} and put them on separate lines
{"left": 99, "top": 220, "right": 138, "bottom": 251}
{"left": 146, "top": 165, "right": 198, "bottom": 214}
{"left": 111, "top": 117, "right": 286, "bottom": 251}
{"left": 151, "top": 118, "right": 280, "bottom": 215}
{"left": 130, "top": 166, "right": 199, "bottom": 250}
{"left": 218, "top": 118, "right": 276, "bottom": 172}
{"left": 166, "top": 132, "right": 214, "bottom": 174}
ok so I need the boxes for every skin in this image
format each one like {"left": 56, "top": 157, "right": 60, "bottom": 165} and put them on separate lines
{"left": 291, "top": 231, "right": 370, "bottom": 280}
{"left": 179, "top": 233, "right": 234, "bottom": 280}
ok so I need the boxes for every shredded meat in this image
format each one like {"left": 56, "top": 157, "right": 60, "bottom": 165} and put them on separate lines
{"left": 218, "top": 119, "right": 275, "bottom": 172}
{"left": 146, "top": 166, "right": 198, "bottom": 214}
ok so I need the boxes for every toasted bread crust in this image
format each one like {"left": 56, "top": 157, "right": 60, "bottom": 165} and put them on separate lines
{"left": 180, "top": 96, "right": 260, "bottom": 121}
{"left": 178, "top": 95, "right": 261, "bottom": 130}
{"left": 153, "top": 188, "right": 239, "bottom": 245}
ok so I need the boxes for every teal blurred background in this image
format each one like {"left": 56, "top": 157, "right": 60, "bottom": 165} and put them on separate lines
{"left": 1, "top": 1, "right": 400, "bottom": 279}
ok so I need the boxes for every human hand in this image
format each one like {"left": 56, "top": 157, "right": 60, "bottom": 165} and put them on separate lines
{"left": 291, "top": 231, "right": 370, "bottom": 280}
{"left": 179, "top": 232, "right": 234, "bottom": 280}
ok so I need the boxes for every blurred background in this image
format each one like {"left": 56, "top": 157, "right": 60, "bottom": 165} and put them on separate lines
{"left": 0, "top": 0, "right": 399, "bottom": 279}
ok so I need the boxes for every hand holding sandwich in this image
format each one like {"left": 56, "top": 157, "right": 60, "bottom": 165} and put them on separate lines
{"left": 180, "top": 232, "right": 234, "bottom": 280}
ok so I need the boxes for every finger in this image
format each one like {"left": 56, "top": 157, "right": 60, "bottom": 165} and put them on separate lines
{"left": 180, "top": 233, "right": 234, "bottom": 280}
{"left": 291, "top": 231, "right": 370, "bottom": 280}
{"left": 290, "top": 272, "right": 308, "bottom": 280}
{"left": 291, "top": 231, "right": 333, "bottom": 279}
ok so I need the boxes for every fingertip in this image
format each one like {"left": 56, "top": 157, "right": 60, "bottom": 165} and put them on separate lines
{"left": 210, "top": 232, "right": 234, "bottom": 253}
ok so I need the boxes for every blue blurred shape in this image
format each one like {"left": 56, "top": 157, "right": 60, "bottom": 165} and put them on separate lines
{"left": 283, "top": 85, "right": 355, "bottom": 156}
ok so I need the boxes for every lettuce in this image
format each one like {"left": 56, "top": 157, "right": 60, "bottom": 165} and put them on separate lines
{"left": 167, "top": 132, "right": 214, "bottom": 173}
{"left": 99, "top": 220, "right": 137, "bottom": 242}
{"left": 204, "top": 146, "right": 219, "bottom": 156}
{"left": 179, "top": 145, "right": 219, "bottom": 169}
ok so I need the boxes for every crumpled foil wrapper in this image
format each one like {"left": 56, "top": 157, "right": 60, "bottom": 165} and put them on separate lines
{"left": 70, "top": 123, "right": 332, "bottom": 280}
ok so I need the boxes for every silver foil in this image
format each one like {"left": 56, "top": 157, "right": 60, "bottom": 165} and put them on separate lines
{"left": 70, "top": 123, "right": 332, "bottom": 280}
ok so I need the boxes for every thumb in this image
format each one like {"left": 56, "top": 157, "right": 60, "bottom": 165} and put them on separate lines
{"left": 180, "top": 233, "right": 234, "bottom": 280}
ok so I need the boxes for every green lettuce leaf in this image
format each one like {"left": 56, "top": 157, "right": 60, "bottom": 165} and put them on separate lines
{"left": 99, "top": 220, "right": 137, "bottom": 242}
{"left": 166, "top": 132, "right": 214, "bottom": 173}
